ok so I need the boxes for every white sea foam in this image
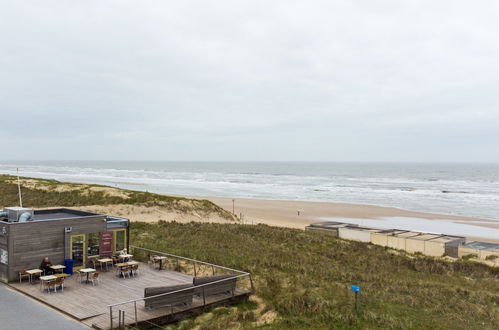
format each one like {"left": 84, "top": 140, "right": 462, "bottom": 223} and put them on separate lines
{"left": 1, "top": 161, "right": 499, "bottom": 222}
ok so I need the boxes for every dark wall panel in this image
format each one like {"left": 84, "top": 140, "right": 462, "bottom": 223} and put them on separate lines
{"left": 6, "top": 216, "right": 106, "bottom": 281}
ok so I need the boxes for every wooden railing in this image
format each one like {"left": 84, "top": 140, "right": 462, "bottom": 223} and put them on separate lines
{"left": 107, "top": 245, "right": 254, "bottom": 329}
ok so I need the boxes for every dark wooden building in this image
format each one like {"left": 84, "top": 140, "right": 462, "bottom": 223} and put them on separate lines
{"left": 0, "top": 207, "right": 129, "bottom": 282}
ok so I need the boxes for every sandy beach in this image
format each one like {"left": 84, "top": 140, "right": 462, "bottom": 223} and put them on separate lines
{"left": 199, "top": 196, "right": 499, "bottom": 244}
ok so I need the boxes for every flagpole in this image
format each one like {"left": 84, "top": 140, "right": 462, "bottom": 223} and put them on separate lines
{"left": 17, "top": 168, "right": 23, "bottom": 207}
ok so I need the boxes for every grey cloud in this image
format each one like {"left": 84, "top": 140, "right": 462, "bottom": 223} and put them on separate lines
{"left": 1, "top": 1, "right": 498, "bottom": 161}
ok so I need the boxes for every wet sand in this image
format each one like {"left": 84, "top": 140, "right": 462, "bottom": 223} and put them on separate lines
{"left": 200, "top": 196, "right": 499, "bottom": 243}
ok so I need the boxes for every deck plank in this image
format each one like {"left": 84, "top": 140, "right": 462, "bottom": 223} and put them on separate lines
{"left": 10, "top": 262, "right": 193, "bottom": 321}
{"left": 10, "top": 262, "right": 250, "bottom": 329}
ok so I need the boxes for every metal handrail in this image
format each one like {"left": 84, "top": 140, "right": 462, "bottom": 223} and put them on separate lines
{"left": 108, "top": 245, "right": 253, "bottom": 328}
{"left": 108, "top": 273, "right": 248, "bottom": 307}
{"left": 129, "top": 245, "right": 249, "bottom": 275}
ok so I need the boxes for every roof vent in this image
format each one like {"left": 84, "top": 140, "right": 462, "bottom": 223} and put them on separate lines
{"left": 3, "top": 207, "right": 34, "bottom": 222}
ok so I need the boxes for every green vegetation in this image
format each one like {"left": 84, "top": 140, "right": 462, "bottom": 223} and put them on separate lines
{"left": 2, "top": 175, "right": 497, "bottom": 328}
{"left": 131, "top": 221, "right": 499, "bottom": 330}
{"left": 0, "top": 174, "right": 234, "bottom": 220}
{"left": 462, "top": 254, "right": 479, "bottom": 261}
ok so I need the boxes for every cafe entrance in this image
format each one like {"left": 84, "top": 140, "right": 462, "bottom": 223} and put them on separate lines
{"left": 70, "top": 234, "right": 86, "bottom": 270}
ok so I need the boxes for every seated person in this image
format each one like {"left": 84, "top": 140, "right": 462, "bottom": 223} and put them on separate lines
{"left": 40, "top": 257, "right": 54, "bottom": 275}
{"left": 119, "top": 248, "right": 130, "bottom": 262}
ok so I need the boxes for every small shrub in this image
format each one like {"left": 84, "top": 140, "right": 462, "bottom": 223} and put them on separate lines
{"left": 462, "top": 254, "right": 479, "bottom": 260}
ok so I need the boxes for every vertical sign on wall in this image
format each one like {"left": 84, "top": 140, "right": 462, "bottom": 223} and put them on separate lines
{"left": 100, "top": 232, "right": 114, "bottom": 256}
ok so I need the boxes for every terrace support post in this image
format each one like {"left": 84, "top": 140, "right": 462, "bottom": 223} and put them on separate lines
{"left": 134, "top": 301, "right": 138, "bottom": 327}
{"left": 249, "top": 274, "right": 255, "bottom": 293}
{"left": 193, "top": 261, "right": 197, "bottom": 277}
{"left": 176, "top": 258, "right": 180, "bottom": 272}
{"left": 212, "top": 265, "right": 215, "bottom": 276}
{"left": 109, "top": 306, "right": 113, "bottom": 330}
{"left": 202, "top": 286, "right": 206, "bottom": 308}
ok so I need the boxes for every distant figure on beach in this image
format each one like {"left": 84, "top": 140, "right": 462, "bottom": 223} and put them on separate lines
{"left": 40, "top": 257, "right": 53, "bottom": 275}
{"left": 297, "top": 211, "right": 300, "bottom": 216}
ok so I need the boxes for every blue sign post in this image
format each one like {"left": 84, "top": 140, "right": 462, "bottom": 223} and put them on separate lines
{"left": 351, "top": 285, "right": 360, "bottom": 313}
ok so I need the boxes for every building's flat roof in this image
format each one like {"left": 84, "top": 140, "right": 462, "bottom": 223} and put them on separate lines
{"left": 407, "top": 234, "right": 442, "bottom": 241}
{"left": 32, "top": 208, "right": 102, "bottom": 221}
{"left": 463, "top": 241, "right": 499, "bottom": 251}
{"left": 375, "top": 229, "right": 409, "bottom": 235}
{"left": 395, "top": 231, "right": 422, "bottom": 238}
{"left": 308, "top": 221, "right": 353, "bottom": 229}
{"left": 341, "top": 226, "right": 380, "bottom": 232}
{"left": 428, "top": 235, "right": 465, "bottom": 243}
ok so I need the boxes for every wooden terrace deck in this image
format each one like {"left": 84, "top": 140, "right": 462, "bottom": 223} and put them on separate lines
{"left": 9, "top": 261, "right": 250, "bottom": 329}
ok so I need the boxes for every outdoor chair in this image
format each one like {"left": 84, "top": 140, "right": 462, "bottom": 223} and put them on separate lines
{"left": 18, "top": 269, "right": 29, "bottom": 283}
{"left": 76, "top": 270, "right": 85, "bottom": 283}
{"left": 46, "top": 279, "right": 56, "bottom": 293}
{"left": 131, "top": 264, "right": 139, "bottom": 277}
{"left": 54, "top": 277, "right": 64, "bottom": 292}
{"left": 148, "top": 255, "right": 157, "bottom": 268}
{"left": 88, "top": 257, "right": 98, "bottom": 269}
{"left": 112, "top": 255, "right": 120, "bottom": 265}
{"left": 119, "top": 266, "right": 130, "bottom": 278}
{"left": 89, "top": 272, "right": 100, "bottom": 286}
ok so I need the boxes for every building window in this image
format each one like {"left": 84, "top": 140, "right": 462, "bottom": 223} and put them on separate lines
{"left": 115, "top": 229, "right": 126, "bottom": 253}
{"left": 87, "top": 233, "right": 100, "bottom": 257}
{"left": 0, "top": 248, "right": 7, "bottom": 265}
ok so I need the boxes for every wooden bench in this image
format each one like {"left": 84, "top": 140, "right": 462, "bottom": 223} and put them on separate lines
{"left": 144, "top": 284, "right": 194, "bottom": 310}
{"left": 193, "top": 274, "right": 237, "bottom": 297}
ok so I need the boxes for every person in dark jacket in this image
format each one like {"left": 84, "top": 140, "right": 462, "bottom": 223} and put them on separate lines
{"left": 40, "top": 257, "right": 54, "bottom": 275}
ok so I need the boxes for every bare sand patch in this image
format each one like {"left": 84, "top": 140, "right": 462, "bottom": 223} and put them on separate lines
{"left": 77, "top": 204, "right": 233, "bottom": 224}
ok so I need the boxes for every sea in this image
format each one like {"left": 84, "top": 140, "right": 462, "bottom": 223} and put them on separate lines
{"left": 1, "top": 161, "right": 499, "bottom": 222}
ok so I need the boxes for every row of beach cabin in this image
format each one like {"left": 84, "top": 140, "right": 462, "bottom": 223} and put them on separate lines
{"left": 306, "top": 221, "right": 499, "bottom": 266}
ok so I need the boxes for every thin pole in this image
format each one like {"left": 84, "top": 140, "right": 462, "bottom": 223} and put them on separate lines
{"left": 232, "top": 199, "right": 235, "bottom": 215}
{"left": 134, "top": 301, "right": 138, "bottom": 327}
{"left": 354, "top": 291, "right": 358, "bottom": 313}
{"left": 109, "top": 306, "right": 113, "bottom": 329}
{"left": 17, "top": 168, "right": 23, "bottom": 207}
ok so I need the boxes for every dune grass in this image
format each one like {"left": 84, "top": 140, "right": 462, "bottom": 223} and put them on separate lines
{"left": 2, "top": 174, "right": 497, "bottom": 328}
{"left": 131, "top": 221, "right": 499, "bottom": 329}
{"left": 0, "top": 174, "right": 234, "bottom": 220}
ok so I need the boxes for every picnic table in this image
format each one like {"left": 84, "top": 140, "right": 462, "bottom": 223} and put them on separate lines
{"left": 97, "top": 258, "right": 113, "bottom": 271}
{"left": 153, "top": 256, "right": 168, "bottom": 270}
{"left": 26, "top": 269, "right": 43, "bottom": 284}
{"left": 39, "top": 275, "right": 57, "bottom": 291}
{"left": 118, "top": 254, "right": 133, "bottom": 261}
{"left": 79, "top": 268, "right": 97, "bottom": 283}
{"left": 114, "top": 261, "right": 139, "bottom": 277}
{"left": 114, "top": 261, "right": 138, "bottom": 268}
{"left": 50, "top": 264, "right": 66, "bottom": 273}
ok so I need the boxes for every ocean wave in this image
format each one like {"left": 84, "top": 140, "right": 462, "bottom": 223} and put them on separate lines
{"left": 1, "top": 162, "right": 499, "bottom": 219}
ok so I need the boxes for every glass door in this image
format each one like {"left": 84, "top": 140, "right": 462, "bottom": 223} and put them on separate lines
{"left": 113, "top": 229, "right": 127, "bottom": 253}
{"left": 70, "top": 234, "right": 86, "bottom": 270}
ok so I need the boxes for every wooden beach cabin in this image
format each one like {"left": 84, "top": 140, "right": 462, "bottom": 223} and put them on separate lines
{"left": 337, "top": 225, "right": 381, "bottom": 243}
{"left": 305, "top": 221, "right": 352, "bottom": 236}
{"left": 0, "top": 207, "right": 129, "bottom": 282}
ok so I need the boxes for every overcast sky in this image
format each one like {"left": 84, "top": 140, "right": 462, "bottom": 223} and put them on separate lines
{"left": 1, "top": 1, "right": 498, "bottom": 162}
